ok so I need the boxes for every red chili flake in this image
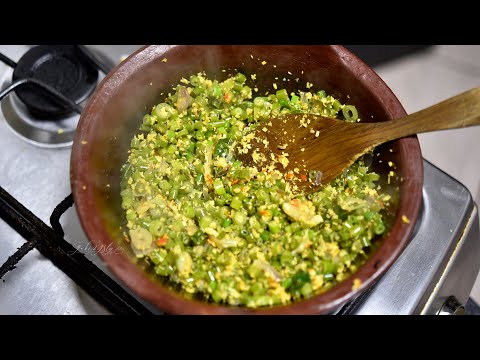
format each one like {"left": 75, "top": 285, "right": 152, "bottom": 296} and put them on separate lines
{"left": 156, "top": 235, "right": 168, "bottom": 246}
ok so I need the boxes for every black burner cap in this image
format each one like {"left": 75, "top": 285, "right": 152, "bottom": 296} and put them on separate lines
{"left": 12, "top": 45, "right": 99, "bottom": 119}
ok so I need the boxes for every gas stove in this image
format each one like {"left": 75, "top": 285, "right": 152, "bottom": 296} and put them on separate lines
{"left": 1, "top": 45, "right": 479, "bottom": 315}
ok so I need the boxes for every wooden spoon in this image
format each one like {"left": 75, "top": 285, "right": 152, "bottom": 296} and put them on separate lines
{"left": 236, "top": 87, "right": 480, "bottom": 193}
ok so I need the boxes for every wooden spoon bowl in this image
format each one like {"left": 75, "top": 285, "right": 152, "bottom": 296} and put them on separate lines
{"left": 238, "top": 87, "right": 480, "bottom": 193}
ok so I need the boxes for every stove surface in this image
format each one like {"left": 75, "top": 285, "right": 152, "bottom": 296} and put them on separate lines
{"left": 1, "top": 45, "right": 479, "bottom": 315}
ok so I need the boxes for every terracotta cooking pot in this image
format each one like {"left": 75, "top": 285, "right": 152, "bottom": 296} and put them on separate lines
{"left": 71, "top": 45, "right": 423, "bottom": 314}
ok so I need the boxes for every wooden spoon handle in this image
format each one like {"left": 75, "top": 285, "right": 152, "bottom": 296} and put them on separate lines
{"left": 376, "top": 87, "right": 480, "bottom": 142}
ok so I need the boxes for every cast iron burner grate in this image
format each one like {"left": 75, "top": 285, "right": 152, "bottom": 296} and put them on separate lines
{"left": 0, "top": 187, "right": 153, "bottom": 315}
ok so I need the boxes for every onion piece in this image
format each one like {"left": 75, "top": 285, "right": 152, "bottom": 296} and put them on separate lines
{"left": 203, "top": 143, "right": 214, "bottom": 189}
{"left": 129, "top": 227, "right": 153, "bottom": 258}
{"left": 176, "top": 86, "right": 192, "bottom": 112}
{"left": 256, "top": 260, "right": 281, "bottom": 282}
{"left": 315, "top": 171, "right": 323, "bottom": 186}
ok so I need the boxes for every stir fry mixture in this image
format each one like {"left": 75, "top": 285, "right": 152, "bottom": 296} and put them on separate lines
{"left": 120, "top": 71, "right": 392, "bottom": 308}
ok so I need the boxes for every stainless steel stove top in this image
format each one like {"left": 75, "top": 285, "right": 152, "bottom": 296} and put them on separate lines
{"left": 1, "top": 45, "right": 479, "bottom": 315}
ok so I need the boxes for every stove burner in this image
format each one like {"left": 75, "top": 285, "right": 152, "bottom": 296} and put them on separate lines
{"left": 12, "top": 45, "right": 98, "bottom": 119}
{"left": 0, "top": 91, "right": 79, "bottom": 148}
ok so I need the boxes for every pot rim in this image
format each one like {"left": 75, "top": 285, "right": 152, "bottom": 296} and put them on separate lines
{"left": 71, "top": 45, "right": 423, "bottom": 314}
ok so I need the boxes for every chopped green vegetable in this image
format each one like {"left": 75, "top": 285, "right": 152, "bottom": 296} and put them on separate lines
{"left": 120, "top": 70, "right": 391, "bottom": 309}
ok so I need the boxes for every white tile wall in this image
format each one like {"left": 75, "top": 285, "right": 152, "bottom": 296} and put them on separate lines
{"left": 373, "top": 45, "right": 480, "bottom": 304}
